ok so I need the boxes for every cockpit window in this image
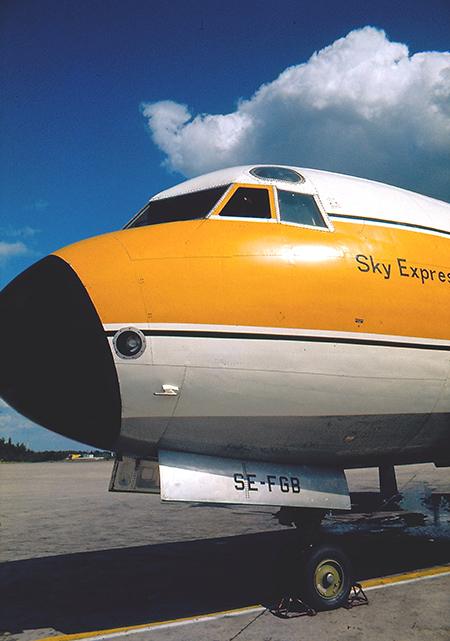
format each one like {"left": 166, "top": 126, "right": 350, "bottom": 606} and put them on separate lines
{"left": 125, "top": 186, "right": 230, "bottom": 228}
{"left": 218, "top": 187, "right": 272, "bottom": 219}
{"left": 278, "top": 190, "right": 327, "bottom": 228}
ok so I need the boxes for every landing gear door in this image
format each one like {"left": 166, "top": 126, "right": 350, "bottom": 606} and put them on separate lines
{"left": 109, "top": 454, "right": 160, "bottom": 493}
{"left": 158, "top": 450, "right": 351, "bottom": 510}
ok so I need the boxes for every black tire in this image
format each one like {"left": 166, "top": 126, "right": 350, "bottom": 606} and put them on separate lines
{"left": 299, "top": 544, "right": 353, "bottom": 611}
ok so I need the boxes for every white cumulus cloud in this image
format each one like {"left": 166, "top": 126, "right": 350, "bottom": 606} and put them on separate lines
{"left": 0, "top": 241, "right": 30, "bottom": 262}
{"left": 0, "top": 226, "right": 40, "bottom": 265}
{"left": 0, "top": 228, "right": 41, "bottom": 290}
{"left": 142, "top": 26, "right": 450, "bottom": 202}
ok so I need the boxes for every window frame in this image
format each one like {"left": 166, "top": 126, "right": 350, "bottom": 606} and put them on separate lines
{"left": 274, "top": 187, "right": 334, "bottom": 232}
{"left": 208, "top": 183, "right": 277, "bottom": 221}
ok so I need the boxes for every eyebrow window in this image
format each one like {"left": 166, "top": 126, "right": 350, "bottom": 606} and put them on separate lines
{"left": 278, "top": 190, "right": 327, "bottom": 228}
{"left": 219, "top": 187, "right": 272, "bottom": 219}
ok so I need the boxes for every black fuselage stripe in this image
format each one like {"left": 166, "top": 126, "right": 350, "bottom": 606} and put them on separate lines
{"left": 105, "top": 329, "right": 450, "bottom": 351}
{"left": 329, "top": 213, "right": 450, "bottom": 237}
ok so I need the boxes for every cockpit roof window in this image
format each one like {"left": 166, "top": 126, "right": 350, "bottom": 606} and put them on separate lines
{"left": 278, "top": 190, "right": 327, "bottom": 228}
{"left": 250, "top": 166, "right": 305, "bottom": 183}
{"left": 125, "top": 185, "right": 230, "bottom": 228}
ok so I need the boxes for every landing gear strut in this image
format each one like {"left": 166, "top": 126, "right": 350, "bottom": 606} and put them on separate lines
{"left": 379, "top": 465, "right": 399, "bottom": 501}
{"left": 276, "top": 507, "right": 353, "bottom": 611}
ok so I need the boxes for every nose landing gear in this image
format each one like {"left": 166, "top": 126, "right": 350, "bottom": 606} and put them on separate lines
{"left": 300, "top": 544, "right": 353, "bottom": 610}
{"left": 276, "top": 507, "right": 354, "bottom": 611}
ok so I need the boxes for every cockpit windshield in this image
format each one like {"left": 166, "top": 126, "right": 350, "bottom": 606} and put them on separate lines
{"left": 125, "top": 185, "right": 230, "bottom": 228}
{"left": 125, "top": 168, "right": 330, "bottom": 231}
{"left": 277, "top": 190, "right": 327, "bottom": 228}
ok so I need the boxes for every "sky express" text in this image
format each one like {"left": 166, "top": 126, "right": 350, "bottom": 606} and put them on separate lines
{"left": 356, "top": 254, "right": 450, "bottom": 285}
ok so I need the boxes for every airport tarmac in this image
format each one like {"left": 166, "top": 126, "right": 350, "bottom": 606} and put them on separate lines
{"left": 1, "top": 461, "right": 449, "bottom": 641}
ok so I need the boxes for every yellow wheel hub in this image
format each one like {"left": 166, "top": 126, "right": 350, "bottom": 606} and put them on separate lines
{"left": 313, "top": 559, "right": 345, "bottom": 599}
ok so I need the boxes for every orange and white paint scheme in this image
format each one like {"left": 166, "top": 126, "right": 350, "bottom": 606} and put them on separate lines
{"left": 1, "top": 165, "right": 449, "bottom": 509}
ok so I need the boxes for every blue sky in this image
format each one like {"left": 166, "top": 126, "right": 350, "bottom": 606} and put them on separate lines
{"left": 1, "top": 0, "right": 450, "bottom": 450}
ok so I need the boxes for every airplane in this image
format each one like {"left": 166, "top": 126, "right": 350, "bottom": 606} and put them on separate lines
{"left": 1, "top": 164, "right": 449, "bottom": 610}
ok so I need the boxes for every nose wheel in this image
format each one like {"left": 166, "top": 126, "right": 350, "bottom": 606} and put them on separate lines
{"left": 299, "top": 544, "right": 353, "bottom": 610}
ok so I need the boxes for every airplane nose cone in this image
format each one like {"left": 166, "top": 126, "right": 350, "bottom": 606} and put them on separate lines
{"left": 0, "top": 255, "right": 121, "bottom": 449}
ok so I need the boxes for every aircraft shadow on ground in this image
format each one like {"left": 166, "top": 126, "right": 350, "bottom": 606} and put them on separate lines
{"left": 1, "top": 515, "right": 450, "bottom": 636}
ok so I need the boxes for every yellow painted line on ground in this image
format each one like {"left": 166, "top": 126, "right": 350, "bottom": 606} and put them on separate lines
{"left": 36, "top": 605, "right": 264, "bottom": 641}
{"left": 360, "top": 564, "right": 450, "bottom": 590}
{"left": 35, "top": 565, "right": 450, "bottom": 641}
